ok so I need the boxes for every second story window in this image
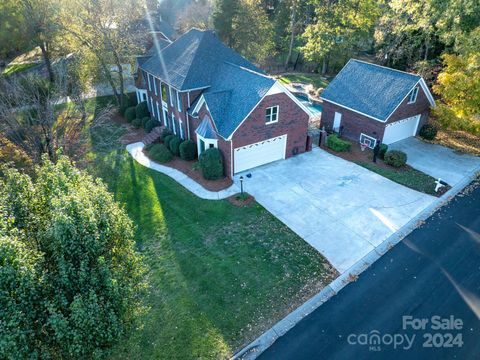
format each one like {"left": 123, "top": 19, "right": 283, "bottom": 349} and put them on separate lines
{"left": 169, "top": 87, "right": 174, "bottom": 107}
{"left": 147, "top": 74, "right": 152, "bottom": 91}
{"left": 265, "top": 106, "right": 279, "bottom": 124}
{"left": 161, "top": 83, "right": 168, "bottom": 104}
{"left": 408, "top": 87, "right": 419, "bottom": 104}
{"left": 153, "top": 77, "right": 157, "bottom": 96}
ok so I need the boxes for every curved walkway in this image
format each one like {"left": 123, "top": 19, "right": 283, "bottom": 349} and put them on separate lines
{"left": 126, "top": 142, "right": 240, "bottom": 200}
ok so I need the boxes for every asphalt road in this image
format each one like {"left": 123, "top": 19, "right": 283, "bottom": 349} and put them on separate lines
{"left": 259, "top": 181, "right": 480, "bottom": 360}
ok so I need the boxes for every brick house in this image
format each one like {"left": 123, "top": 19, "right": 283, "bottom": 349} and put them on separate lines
{"left": 134, "top": 28, "right": 310, "bottom": 178}
{"left": 320, "top": 59, "right": 436, "bottom": 148}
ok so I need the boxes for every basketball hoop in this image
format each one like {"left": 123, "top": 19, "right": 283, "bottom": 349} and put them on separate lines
{"left": 360, "top": 143, "right": 368, "bottom": 152}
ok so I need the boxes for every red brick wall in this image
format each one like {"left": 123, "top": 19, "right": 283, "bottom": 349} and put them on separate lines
{"left": 321, "top": 85, "right": 432, "bottom": 143}
{"left": 232, "top": 92, "right": 309, "bottom": 158}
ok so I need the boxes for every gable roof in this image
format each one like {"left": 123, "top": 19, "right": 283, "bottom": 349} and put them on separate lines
{"left": 321, "top": 59, "right": 429, "bottom": 121}
{"left": 196, "top": 115, "right": 218, "bottom": 139}
{"left": 201, "top": 62, "right": 275, "bottom": 139}
{"left": 140, "top": 29, "right": 262, "bottom": 91}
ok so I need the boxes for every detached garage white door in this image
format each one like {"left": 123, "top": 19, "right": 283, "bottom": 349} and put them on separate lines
{"left": 234, "top": 135, "right": 287, "bottom": 174}
{"left": 382, "top": 115, "right": 420, "bottom": 145}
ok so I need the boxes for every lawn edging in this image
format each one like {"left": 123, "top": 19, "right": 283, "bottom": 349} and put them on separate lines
{"left": 127, "top": 141, "right": 240, "bottom": 200}
{"left": 232, "top": 167, "right": 480, "bottom": 360}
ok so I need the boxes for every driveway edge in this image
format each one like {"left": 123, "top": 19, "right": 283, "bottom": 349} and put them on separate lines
{"left": 232, "top": 168, "right": 480, "bottom": 360}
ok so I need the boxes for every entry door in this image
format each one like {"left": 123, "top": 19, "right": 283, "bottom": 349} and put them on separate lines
{"left": 333, "top": 112, "right": 342, "bottom": 132}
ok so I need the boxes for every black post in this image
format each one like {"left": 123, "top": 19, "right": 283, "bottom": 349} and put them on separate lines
{"left": 240, "top": 176, "right": 244, "bottom": 195}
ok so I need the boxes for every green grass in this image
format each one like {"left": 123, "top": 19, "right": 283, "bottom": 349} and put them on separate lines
{"left": 85, "top": 104, "right": 337, "bottom": 359}
{"left": 279, "top": 73, "right": 330, "bottom": 89}
{"left": 355, "top": 161, "right": 446, "bottom": 196}
{"left": 2, "top": 62, "right": 38, "bottom": 75}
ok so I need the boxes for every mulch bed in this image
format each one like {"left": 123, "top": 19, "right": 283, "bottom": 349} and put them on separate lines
{"left": 227, "top": 194, "right": 255, "bottom": 207}
{"left": 323, "top": 142, "right": 400, "bottom": 171}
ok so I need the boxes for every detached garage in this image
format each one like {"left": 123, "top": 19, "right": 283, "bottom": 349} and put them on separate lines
{"left": 320, "top": 59, "right": 436, "bottom": 147}
{"left": 234, "top": 135, "right": 287, "bottom": 174}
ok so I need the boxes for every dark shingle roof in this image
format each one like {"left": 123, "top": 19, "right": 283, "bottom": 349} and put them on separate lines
{"left": 202, "top": 63, "right": 274, "bottom": 138}
{"left": 321, "top": 59, "right": 421, "bottom": 121}
{"left": 140, "top": 29, "right": 263, "bottom": 91}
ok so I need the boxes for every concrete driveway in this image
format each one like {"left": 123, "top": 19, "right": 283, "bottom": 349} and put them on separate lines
{"left": 389, "top": 137, "right": 480, "bottom": 186}
{"left": 235, "top": 148, "right": 434, "bottom": 273}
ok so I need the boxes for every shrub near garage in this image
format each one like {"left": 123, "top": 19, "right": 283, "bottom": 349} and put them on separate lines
{"left": 384, "top": 150, "right": 407, "bottom": 167}
{"left": 199, "top": 148, "right": 224, "bottom": 180}
{"left": 379, "top": 144, "right": 388, "bottom": 159}
{"left": 148, "top": 143, "right": 173, "bottom": 163}
{"left": 124, "top": 107, "right": 136, "bottom": 122}
{"left": 169, "top": 136, "right": 182, "bottom": 156}
{"left": 419, "top": 124, "right": 438, "bottom": 140}
{"left": 135, "top": 101, "right": 149, "bottom": 119}
{"left": 327, "top": 134, "right": 351, "bottom": 152}
{"left": 179, "top": 140, "right": 197, "bottom": 160}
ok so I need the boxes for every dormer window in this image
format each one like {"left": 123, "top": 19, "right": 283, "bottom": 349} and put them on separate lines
{"left": 408, "top": 87, "right": 419, "bottom": 104}
{"left": 266, "top": 106, "right": 279, "bottom": 124}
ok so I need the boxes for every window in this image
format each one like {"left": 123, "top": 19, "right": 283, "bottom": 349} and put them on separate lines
{"left": 169, "top": 87, "right": 174, "bottom": 106}
{"left": 161, "top": 84, "right": 168, "bottom": 104}
{"left": 153, "top": 77, "right": 157, "bottom": 96}
{"left": 172, "top": 114, "right": 176, "bottom": 134}
{"left": 156, "top": 102, "right": 160, "bottom": 121}
{"left": 176, "top": 91, "right": 183, "bottom": 112}
{"left": 265, "top": 106, "right": 279, "bottom": 124}
{"left": 179, "top": 119, "right": 184, "bottom": 139}
{"left": 408, "top": 87, "right": 419, "bottom": 104}
{"left": 163, "top": 108, "right": 168, "bottom": 127}
{"left": 147, "top": 74, "right": 152, "bottom": 91}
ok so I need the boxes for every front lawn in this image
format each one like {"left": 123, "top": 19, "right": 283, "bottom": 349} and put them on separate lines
{"left": 278, "top": 73, "right": 330, "bottom": 89}
{"left": 86, "top": 104, "right": 337, "bottom": 359}
{"left": 355, "top": 161, "right": 445, "bottom": 196}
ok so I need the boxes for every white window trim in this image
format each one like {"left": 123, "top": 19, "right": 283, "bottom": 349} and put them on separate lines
{"left": 147, "top": 74, "right": 152, "bottom": 91}
{"left": 179, "top": 119, "right": 184, "bottom": 139}
{"left": 156, "top": 102, "right": 160, "bottom": 122}
{"left": 169, "top": 87, "right": 174, "bottom": 107}
{"left": 266, "top": 105, "right": 279, "bottom": 124}
{"left": 153, "top": 77, "right": 157, "bottom": 96}
{"left": 359, "top": 133, "right": 377, "bottom": 149}
{"left": 163, "top": 107, "right": 168, "bottom": 127}
{"left": 172, "top": 114, "right": 176, "bottom": 134}
{"left": 408, "top": 87, "right": 419, "bottom": 104}
{"left": 149, "top": 97, "right": 154, "bottom": 115}
{"left": 196, "top": 134, "right": 218, "bottom": 156}
{"left": 176, "top": 91, "right": 182, "bottom": 112}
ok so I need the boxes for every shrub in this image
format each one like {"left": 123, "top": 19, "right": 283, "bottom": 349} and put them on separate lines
{"left": 169, "top": 136, "right": 182, "bottom": 156}
{"left": 145, "top": 119, "right": 157, "bottom": 133}
{"left": 142, "top": 116, "right": 151, "bottom": 128}
{"left": 179, "top": 140, "right": 197, "bottom": 161}
{"left": 419, "top": 124, "right": 438, "bottom": 140}
{"left": 148, "top": 143, "right": 173, "bottom": 163}
{"left": 199, "top": 148, "right": 224, "bottom": 180}
{"left": 127, "top": 92, "right": 138, "bottom": 107}
{"left": 135, "top": 101, "right": 149, "bottom": 119}
{"left": 144, "top": 143, "right": 155, "bottom": 152}
{"left": 379, "top": 143, "right": 388, "bottom": 159}
{"left": 131, "top": 118, "right": 142, "bottom": 129}
{"left": 161, "top": 128, "right": 173, "bottom": 141}
{"left": 327, "top": 134, "right": 351, "bottom": 152}
{"left": 164, "top": 135, "right": 175, "bottom": 150}
{"left": 384, "top": 150, "right": 407, "bottom": 167}
{"left": 124, "top": 107, "right": 136, "bottom": 122}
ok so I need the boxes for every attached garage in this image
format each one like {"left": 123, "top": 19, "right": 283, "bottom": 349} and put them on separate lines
{"left": 234, "top": 135, "right": 287, "bottom": 174}
{"left": 382, "top": 115, "right": 421, "bottom": 145}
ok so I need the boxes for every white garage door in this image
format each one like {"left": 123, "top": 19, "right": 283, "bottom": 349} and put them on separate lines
{"left": 234, "top": 135, "right": 287, "bottom": 174}
{"left": 382, "top": 115, "right": 420, "bottom": 145}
